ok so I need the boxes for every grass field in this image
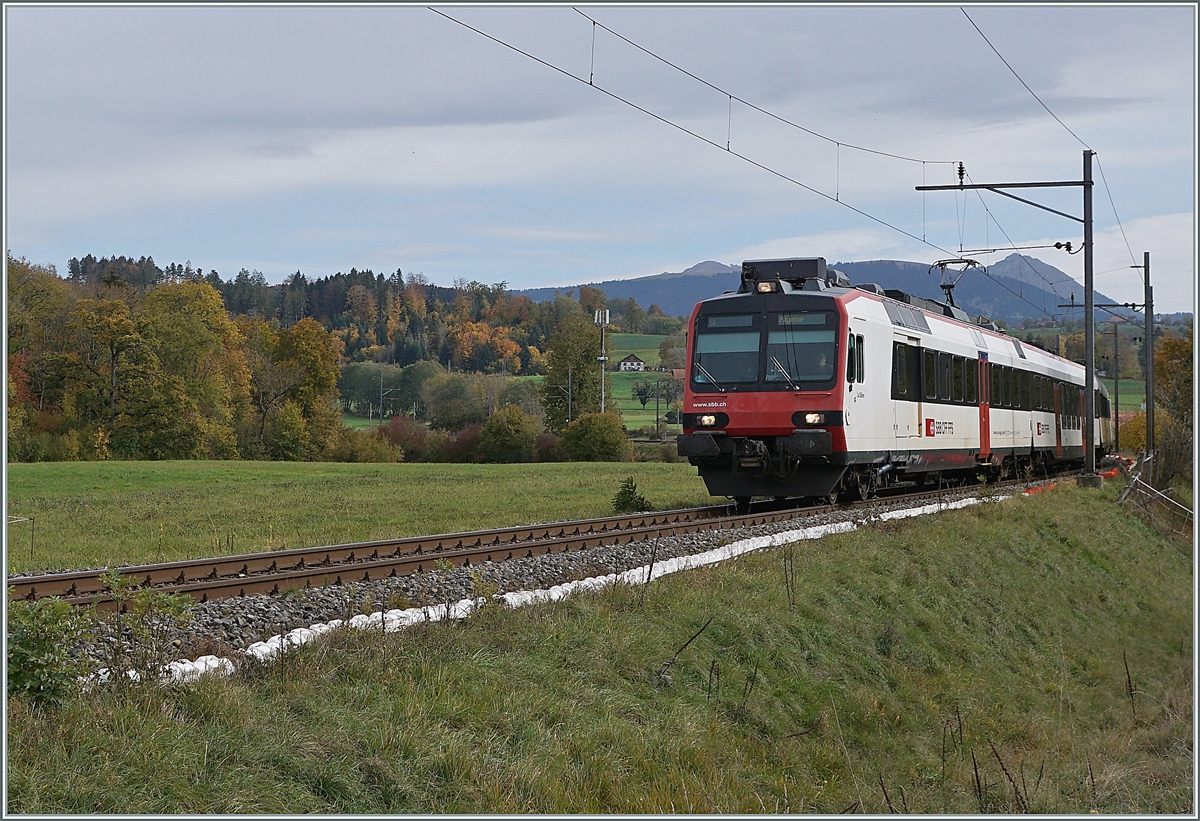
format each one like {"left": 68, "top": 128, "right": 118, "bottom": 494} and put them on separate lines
{"left": 6, "top": 482, "right": 1191, "bottom": 813}
{"left": 1099, "top": 378, "right": 1147, "bottom": 412}
{"left": 5, "top": 461, "right": 713, "bottom": 573}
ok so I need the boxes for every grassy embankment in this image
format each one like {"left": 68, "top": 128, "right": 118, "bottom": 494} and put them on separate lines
{"left": 5, "top": 461, "right": 713, "bottom": 573}
{"left": 6, "top": 482, "right": 1191, "bottom": 813}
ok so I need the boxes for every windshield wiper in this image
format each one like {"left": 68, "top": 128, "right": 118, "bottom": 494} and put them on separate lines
{"left": 693, "top": 362, "right": 726, "bottom": 392}
{"left": 770, "top": 356, "right": 800, "bottom": 391}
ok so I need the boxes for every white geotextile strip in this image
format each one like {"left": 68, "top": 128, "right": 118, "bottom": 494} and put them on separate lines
{"left": 98, "top": 493, "right": 1010, "bottom": 684}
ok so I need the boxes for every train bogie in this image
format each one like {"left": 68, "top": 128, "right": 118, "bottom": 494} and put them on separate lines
{"left": 678, "top": 257, "right": 1110, "bottom": 503}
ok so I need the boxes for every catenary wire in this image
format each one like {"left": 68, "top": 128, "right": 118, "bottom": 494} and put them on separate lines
{"left": 430, "top": 7, "right": 969, "bottom": 261}
{"left": 1093, "top": 155, "right": 1143, "bottom": 283}
{"left": 960, "top": 8, "right": 1091, "bottom": 150}
{"left": 573, "top": 7, "right": 957, "bottom": 166}
{"left": 962, "top": 9, "right": 1142, "bottom": 286}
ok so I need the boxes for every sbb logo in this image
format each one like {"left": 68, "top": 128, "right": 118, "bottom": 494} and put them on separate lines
{"left": 925, "top": 418, "right": 954, "bottom": 437}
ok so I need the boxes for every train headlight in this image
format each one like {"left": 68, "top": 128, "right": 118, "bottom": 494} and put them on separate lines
{"left": 755, "top": 280, "right": 777, "bottom": 293}
{"left": 804, "top": 412, "right": 826, "bottom": 425}
{"left": 699, "top": 414, "right": 718, "bottom": 426}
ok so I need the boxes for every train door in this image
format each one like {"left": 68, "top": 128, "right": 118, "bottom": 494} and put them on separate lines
{"left": 978, "top": 354, "right": 990, "bottom": 459}
{"left": 891, "top": 339, "right": 921, "bottom": 438}
{"left": 1053, "top": 381, "right": 1063, "bottom": 458}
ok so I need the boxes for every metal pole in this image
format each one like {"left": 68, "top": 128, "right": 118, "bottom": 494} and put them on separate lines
{"left": 1144, "top": 251, "right": 1154, "bottom": 456}
{"left": 655, "top": 380, "right": 660, "bottom": 439}
{"left": 567, "top": 364, "right": 572, "bottom": 424}
{"left": 1082, "top": 150, "right": 1096, "bottom": 477}
{"left": 1113, "top": 324, "right": 1120, "bottom": 452}
{"left": 379, "top": 370, "right": 384, "bottom": 427}
{"left": 600, "top": 322, "right": 606, "bottom": 414}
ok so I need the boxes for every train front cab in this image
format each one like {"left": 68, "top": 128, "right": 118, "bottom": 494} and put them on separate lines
{"left": 677, "top": 282, "right": 852, "bottom": 502}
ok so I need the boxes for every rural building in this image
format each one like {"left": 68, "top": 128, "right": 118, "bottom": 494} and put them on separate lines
{"left": 618, "top": 354, "right": 646, "bottom": 372}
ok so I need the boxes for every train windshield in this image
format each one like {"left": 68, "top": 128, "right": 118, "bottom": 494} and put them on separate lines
{"left": 691, "top": 310, "right": 838, "bottom": 389}
{"left": 766, "top": 312, "right": 837, "bottom": 385}
{"left": 693, "top": 314, "right": 761, "bottom": 386}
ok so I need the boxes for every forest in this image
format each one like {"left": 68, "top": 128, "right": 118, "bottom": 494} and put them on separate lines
{"left": 7, "top": 254, "right": 687, "bottom": 464}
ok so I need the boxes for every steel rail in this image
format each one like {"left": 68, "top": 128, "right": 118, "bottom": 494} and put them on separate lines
{"left": 8, "top": 477, "right": 1064, "bottom": 610}
{"left": 6, "top": 503, "right": 746, "bottom": 606}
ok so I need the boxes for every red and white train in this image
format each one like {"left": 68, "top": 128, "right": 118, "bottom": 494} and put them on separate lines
{"left": 677, "top": 257, "right": 1111, "bottom": 507}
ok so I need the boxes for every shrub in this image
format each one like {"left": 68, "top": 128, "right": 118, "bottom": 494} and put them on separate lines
{"left": 534, "top": 431, "right": 566, "bottom": 462}
{"left": 96, "top": 570, "right": 194, "bottom": 686}
{"left": 7, "top": 595, "right": 93, "bottom": 707}
{"left": 479, "top": 405, "right": 540, "bottom": 463}
{"left": 379, "top": 415, "right": 433, "bottom": 462}
{"left": 1119, "top": 411, "right": 1146, "bottom": 454}
{"left": 612, "top": 477, "right": 652, "bottom": 513}
{"left": 329, "top": 429, "right": 404, "bottom": 463}
{"left": 435, "top": 423, "right": 484, "bottom": 463}
{"left": 560, "top": 412, "right": 633, "bottom": 462}
{"left": 634, "top": 441, "right": 681, "bottom": 463}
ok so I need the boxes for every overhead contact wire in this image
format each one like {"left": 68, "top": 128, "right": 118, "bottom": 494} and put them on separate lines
{"left": 574, "top": 7, "right": 956, "bottom": 166}
{"left": 960, "top": 8, "right": 1091, "bottom": 150}
{"left": 430, "top": 7, "right": 968, "bottom": 260}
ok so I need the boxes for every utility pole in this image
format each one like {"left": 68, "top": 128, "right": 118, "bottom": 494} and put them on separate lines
{"left": 1082, "top": 150, "right": 1096, "bottom": 479}
{"left": 1111, "top": 324, "right": 1120, "bottom": 451}
{"left": 379, "top": 370, "right": 402, "bottom": 427}
{"left": 917, "top": 151, "right": 1099, "bottom": 483}
{"left": 595, "top": 309, "right": 609, "bottom": 413}
{"left": 1143, "top": 251, "right": 1154, "bottom": 456}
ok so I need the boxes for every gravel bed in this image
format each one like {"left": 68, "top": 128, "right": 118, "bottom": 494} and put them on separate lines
{"left": 71, "top": 487, "right": 1000, "bottom": 667}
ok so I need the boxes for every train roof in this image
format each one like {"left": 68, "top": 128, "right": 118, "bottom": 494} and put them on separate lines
{"left": 707, "top": 256, "right": 1091, "bottom": 377}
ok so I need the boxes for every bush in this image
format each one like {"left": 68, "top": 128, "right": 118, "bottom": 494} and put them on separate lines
{"left": 1119, "top": 412, "right": 1146, "bottom": 454}
{"left": 534, "top": 431, "right": 566, "bottom": 462}
{"left": 560, "top": 412, "right": 632, "bottom": 462}
{"left": 479, "top": 405, "right": 540, "bottom": 463}
{"left": 434, "top": 423, "right": 483, "bottom": 463}
{"left": 633, "top": 442, "right": 681, "bottom": 463}
{"left": 6, "top": 595, "right": 93, "bottom": 707}
{"left": 328, "top": 429, "right": 404, "bottom": 463}
{"left": 612, "top": 476, "right": 651, "bottom": 514}
{"left": 378, "top": 415, "right": 432, "bottom": 462}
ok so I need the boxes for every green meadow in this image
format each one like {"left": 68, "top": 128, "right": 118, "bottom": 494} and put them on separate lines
{"left": 7, "top": 482, "right": 1191, "bottom": 813}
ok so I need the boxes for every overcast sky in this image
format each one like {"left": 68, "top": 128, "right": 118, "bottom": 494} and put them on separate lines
{"left": 4, "top": 4, "right": 1196, "bottom": 313}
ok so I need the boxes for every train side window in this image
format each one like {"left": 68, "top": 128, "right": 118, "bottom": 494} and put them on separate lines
{"left": 990, "top": 365, "right": 1000, "bottom": 407}
{"left": 1020, "top": 370, "right": 1031, "bottom": 411}
{"left": 937, "top": 352, "right": 950, "bottom": 400}
{"left": 951, "top": 356, "right": 964, "bottom": 403}
{"left": 855, "top": 335, "right": 864, "bottom": 383}
{"left": 846, "top": 333, "right": 856, "bottom": 383}
{"left": 966, "top": 359, "right": 978, "bottom": 404}
{"left": 924, "top": 350, "right": 937, "bottom": 400}
{"left": 892, "top": 342, "right": 907, "bottom": 398}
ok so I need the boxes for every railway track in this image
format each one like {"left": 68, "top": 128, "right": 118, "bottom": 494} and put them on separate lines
{"left": 7, "top": 478, "right": 1064, "bottom": 610}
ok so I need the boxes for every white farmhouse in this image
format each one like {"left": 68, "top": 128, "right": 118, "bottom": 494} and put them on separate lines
{"left": 618, "top": 354, "right": 646, "bottom": 372}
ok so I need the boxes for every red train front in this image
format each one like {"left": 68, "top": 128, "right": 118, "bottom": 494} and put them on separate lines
{"left": 677, "top": 257, "right": 852, "bottom": 505}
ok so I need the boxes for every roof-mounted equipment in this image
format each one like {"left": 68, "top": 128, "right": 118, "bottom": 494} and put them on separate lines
{"left": 740, "top": 257, "right": 849, "bottom": 293}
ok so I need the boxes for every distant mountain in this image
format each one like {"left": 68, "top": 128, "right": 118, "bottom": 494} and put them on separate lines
{"left": 512, "top": 254, "right": 1140, "bottom": 325}
{"left": 512, "top": 261, "right": 741, "bottom": 318}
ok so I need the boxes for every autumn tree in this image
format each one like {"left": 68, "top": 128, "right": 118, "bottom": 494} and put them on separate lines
{"left": 139, "top": 281, "right": 250, "bottom": 457}
{"left": 539, "top": 314, "right": 612, "bottom": 433}
{"left": 1155, "top": 325, "right": 1193, "bottom": 428}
